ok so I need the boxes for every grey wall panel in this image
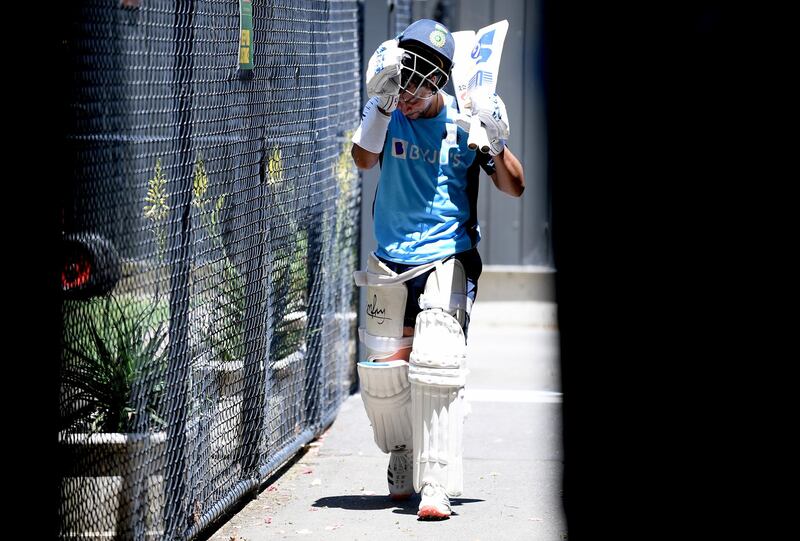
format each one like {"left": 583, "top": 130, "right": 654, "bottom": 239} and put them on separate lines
{"left": 488, "top": 0, "right": 526, "bottom": 265}
{"left": 522, "top": 0, "right": 551, "bottom": 266}
{"left": 457, "top": 0, "right": 492, "bottom": 35}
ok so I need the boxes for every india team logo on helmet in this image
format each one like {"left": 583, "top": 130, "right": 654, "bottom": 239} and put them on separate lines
{"left": 429, "top": 27, "right": 447, "bottom": 48}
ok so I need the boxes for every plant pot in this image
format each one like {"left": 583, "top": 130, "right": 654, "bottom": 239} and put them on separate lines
{"left": 58, "top": 431, "right": 167, "bottom": 540}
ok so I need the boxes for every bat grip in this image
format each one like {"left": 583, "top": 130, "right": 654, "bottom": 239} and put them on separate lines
{"left": 467, "top": 116, "right": 490, "bottom": 153}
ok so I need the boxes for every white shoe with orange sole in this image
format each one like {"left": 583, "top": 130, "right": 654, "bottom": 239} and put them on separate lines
{"left": 417, "top": 481, "right": 452, "bottom": 519}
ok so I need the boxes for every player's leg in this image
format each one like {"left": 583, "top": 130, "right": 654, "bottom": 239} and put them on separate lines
{"left": 354, "top": 254, "right": 438, "bottom": 500}
{"left": 408, "top": 257, "right": 471, "bottom": 519}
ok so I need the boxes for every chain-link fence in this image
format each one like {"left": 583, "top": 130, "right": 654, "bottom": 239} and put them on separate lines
{"left": 57, "top": 1, "right": 365, "bottom": 539}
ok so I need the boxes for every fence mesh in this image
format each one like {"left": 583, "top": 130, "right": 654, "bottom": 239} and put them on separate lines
{"left": 57, "top": 1, "right": 367, "bottom": 539}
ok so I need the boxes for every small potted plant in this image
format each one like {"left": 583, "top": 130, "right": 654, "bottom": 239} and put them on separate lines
{"left": 60, "top": 293, "right": 169, "bottom": 434}
{"left": 59, "top": 292, "right": 170, "bottom": 538}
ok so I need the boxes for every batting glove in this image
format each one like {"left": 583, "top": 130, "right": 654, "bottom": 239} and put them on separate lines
{"left": 470, "top": 92, "right": 510, "bottom": 156}
{"left": 376, "top": 94, "right": 399, "bottom": 115}
{"left": 366, "top": 39, "right": 404, "bottom": 109}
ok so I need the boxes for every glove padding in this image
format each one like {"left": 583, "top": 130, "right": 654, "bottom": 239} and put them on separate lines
{"left": 366, "top": 39, "right": 404, "bottom": 103}
{"left": 376, "top": 94, "right": 399, "bottom": 115}
{"left": 470, "top": 93, "right": 510, "bottom": 156}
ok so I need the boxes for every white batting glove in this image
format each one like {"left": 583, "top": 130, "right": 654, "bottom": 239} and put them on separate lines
{"left": 366, "top": 39, "right": 404, "bottom": 104}
{"left": 376, "top": 94, "right": 399, "bottom": 115}
{"left": 470, "top": 92, "right": 510, "bottom": 156}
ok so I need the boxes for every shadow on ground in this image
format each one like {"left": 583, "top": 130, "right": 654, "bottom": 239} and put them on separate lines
{"left": 312, "top": 495, "right": 485, "bottom": 517}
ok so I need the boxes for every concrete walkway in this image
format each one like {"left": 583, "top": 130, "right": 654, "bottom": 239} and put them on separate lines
{"left": 202, "top": 301, "right": 565, "bottom": 541}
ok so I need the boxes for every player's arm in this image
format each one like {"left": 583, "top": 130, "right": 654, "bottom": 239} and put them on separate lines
{"left": 490, "top": 147, "right": 525, "bottom": 197}
{"left": 470, "top": 93, "right": 524, "bottom": 197}
{"left": 351, "top": 97, "right": 390, "bottom": 170}
{"left": 351, "top": 39, "right": 403, "bottom": 170}
{"left": 351, "top": 143, "right": 381, "bottom": 170}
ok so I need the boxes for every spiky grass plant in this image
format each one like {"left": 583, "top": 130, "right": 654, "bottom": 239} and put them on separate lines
{"left": 61, "top": 295, "right": 169, "bottom": 433}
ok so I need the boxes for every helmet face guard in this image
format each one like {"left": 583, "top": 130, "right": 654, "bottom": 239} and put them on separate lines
{"left": 395, "top": 19, "right": 454, "bottom": 99}
{"left": 398, "top": 48, "right": 451, "bottom": 99}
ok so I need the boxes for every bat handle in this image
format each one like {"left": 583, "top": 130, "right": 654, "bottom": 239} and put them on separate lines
{"left": 467, "top": 116, "right": 491, "bottom": 154}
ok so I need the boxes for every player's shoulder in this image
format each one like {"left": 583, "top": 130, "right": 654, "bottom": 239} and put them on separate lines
{"left": 441, "top": 91, "right": 458, "bottom": 112}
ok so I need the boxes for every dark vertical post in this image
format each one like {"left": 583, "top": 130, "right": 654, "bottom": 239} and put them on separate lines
{"left": 164, "top": 1, "right": 195, "bottom": 539}
{"left": 303, "top": 2, "right": 331, "bottom": 432}
{"left": 238, "top": 122, "right": 269, "bottom": 493}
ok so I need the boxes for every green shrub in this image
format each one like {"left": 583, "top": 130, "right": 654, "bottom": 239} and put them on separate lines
{"left": 61, "top": 294, "right": 169, "bottom": 433}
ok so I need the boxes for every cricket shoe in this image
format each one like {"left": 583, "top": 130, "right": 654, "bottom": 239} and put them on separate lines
{"left": 417, "top": 480, "right": 451, "bottom": 520}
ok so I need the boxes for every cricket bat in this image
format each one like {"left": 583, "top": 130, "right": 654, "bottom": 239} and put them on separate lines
{"left": 451, "top": 20, "right": 509, "bottom": 153}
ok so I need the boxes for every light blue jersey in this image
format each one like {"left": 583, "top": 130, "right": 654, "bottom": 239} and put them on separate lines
{"left": 374, "top": 92, "right": 491, "bottom": 264}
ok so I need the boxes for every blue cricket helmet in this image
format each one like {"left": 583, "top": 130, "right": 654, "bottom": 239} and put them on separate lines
{"left": 397, "top": 19, "right": 455, "bottom": 93}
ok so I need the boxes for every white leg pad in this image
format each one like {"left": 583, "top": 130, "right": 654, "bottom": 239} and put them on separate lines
{"left": 417, "top": 258, "right": 471, "bottom": 328}
{"left": 410, "top": 377, "right": 467, "bottom": 497}
{"left": 354, "top": 253, "right": 440, "bottom": 456}
{"left": 409, "top": 308, "right": 468, "bottom": 497}
{"left": 354, "top": 253, "right": 444, "bottom": 361}
{"left": 354, "top": 255, "right": 409, "bottom": 360}
{"left": 357, "top": 360, "right": 413, "bottom": 454}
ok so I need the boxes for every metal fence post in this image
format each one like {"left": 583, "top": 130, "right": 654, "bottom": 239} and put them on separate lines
{"left": 164, "top": 1, "right": 195, "bottom": 539}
